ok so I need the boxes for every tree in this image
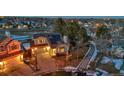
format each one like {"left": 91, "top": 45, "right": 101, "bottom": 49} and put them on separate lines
{"left": 53, "top": 18, "right": 89, "bottom": 45}
{"left": 80, "top": 27, "right": 89, "bottom": 43}
{"left": 96, "top": 24, "right": 109, "bottom": 38}
{"left": 53, "top": 18, "right": 89, "bottom": 62}
{"left": 53, "top": 18, "right": 66, "bottom": 36}
{"left": 66, "top": 21, "right": 80, "bottom": 43}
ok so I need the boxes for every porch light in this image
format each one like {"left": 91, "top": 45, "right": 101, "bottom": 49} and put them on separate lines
{"left": 0, "top": 61, "right": 6, "bottom": 72}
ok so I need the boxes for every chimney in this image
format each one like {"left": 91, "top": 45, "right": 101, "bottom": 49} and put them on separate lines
{"left": 5, "top": 31, "right": 11, "bottom": 36}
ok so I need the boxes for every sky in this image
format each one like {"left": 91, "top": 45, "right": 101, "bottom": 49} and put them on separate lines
{"left": 45, "top": 16, "right": 124, "bottom": 18}
{"left": 30, "top": 16, "right": 124, "bottom": 19}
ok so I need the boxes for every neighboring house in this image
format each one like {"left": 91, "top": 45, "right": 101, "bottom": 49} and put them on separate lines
{"left": 113, "top": 39, "right": 124, "bottom": 48}
{"left": 0, "top": 35, "right": 23, "bottom": 71}
{"left": 10, "top": 35, "right": 33, "bottom": 61}
{"left": 11, "top": 35, "right": 31, "bottom": 43}
{"left": 32, "top": 33, "right": 67, "bottom": 56}
{"left": 113, "top": 47, "right": 124, "bottom": 58}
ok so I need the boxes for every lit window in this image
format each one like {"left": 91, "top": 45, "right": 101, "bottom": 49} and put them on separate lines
{"left": 0, "top": 61, "right": 5, "bottom": 71}
{"left": 61, "top": 48, "right": 65, "bottom": 52}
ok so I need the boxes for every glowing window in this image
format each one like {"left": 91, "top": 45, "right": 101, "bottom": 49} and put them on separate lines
{"left": 61, "top": 48, "right": 65, "bottom": 52}
{"left": 0, "top": 62, "right": 5, "bottom": 70}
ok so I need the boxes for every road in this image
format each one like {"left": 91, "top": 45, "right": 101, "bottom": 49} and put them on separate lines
{"left": 76, "top": 41, "right": 97, "bottom": 71}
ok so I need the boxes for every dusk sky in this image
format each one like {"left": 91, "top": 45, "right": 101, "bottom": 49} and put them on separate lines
{"left": 43, "top": 16, "right": 124, "bottom": 19}
{"left": 15, "top": 16, "right": 124, "bottom": 19}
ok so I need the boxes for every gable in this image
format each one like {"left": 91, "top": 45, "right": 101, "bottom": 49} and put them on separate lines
{"left": 7, "top": 40, "right": 21, "bottom": 46}
{"left": 0, "top": 36, "right": 13, "bottom": 47}
{"left": 33, "top": 33, "right": 63, "bottom": 44}
{"left": 34, "top": 36, "right": 47, "bottom": 40}
{"left": 34, "top": 36, "right": 48, "bottom": 45}
{"left": 7, "top": 40, "right": 21, "bottom": 54}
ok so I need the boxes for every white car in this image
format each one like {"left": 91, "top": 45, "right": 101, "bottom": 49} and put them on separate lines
{"left": 64, "top": 66, "right": 77, "bottom": 72}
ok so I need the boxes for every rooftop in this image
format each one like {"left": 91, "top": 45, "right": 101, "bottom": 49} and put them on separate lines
{"left": 0, "top": 34, "right": 7, "bottom": 43}
{"left": 33, "top": 32, "right": 64, "bottom": 45}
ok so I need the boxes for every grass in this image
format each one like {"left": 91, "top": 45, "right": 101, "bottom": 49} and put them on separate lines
{"left": 98, "top": 63, "right": 120, "bottom": 74}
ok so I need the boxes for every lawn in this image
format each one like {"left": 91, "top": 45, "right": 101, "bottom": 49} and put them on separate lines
{"left": 97, "top": 63, "right": 120, "bottom": 74}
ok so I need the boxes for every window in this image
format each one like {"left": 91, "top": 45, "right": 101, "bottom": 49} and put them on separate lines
{"left": 60, "top": 48, "right": 65, "bottom": 52}
{"left": 9, "top": 44, "right": 18, "bottom": 51}
{"left": 0, "top": 62, "right": 5, "bottom": 70}
{"left": 58, "top": 47, "right": 65, "bottom": 53}
{"left": 39, "top": 40, "right": 43, "bottom": 44}
{"left": 0, "top": 46, "right": 5, "bottom": 53}
{"left": 38, "top": 39, "right": 42, "bottom": 44}
{"left": 37, "top": 39, "right": 43, "bottom": 44}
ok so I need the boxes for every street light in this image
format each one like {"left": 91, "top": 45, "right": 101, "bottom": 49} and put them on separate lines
{"left": 34, "top": 48, "right": 40, "bottom": 71}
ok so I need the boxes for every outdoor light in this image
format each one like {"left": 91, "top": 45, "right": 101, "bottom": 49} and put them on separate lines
{"left": 0, "top": 62, "right": 3, "bottom": 65}
{"left": 53, "top": 49, "right": 56, "bottom": 52}
{"left": 33, "top": 47, "right": 40, "bottom": 71}
{"left": 96, "top": 23, "right": 100, "bottom": 27}
{"left": 32, "top": 49, "right": 35, "bottom": 54}
{"left": 61, "top": 48, "right": 65, "bottom": 52}
{"left": 34, "top": 48, "right": 37, "bottom": 51}
{"left": 31, "top": 48, "right": 38, "bottom": 56}
{"left": 20, "top": 55, "right": 23, "bottom": 61}
{"left": 46, "top": 46, "right": 50, "bottom": 50}
{"left": 52, "top": 49, "right": 56, "bottom": 56}
{"left": 0, "top": 61, "right": 6, "bottom": 72}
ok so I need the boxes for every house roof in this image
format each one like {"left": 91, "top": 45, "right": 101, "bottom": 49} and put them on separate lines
{"left": 0, "top": 35, "right": 7, "bottom": 43}
{"left": 33, "top": 32, "right": 64, "bottom": 45}
{"left": 11, "top": 35, "right": 31, "bottom": 41}
{"left": 0, "top": 35, "right": 21, "bottom": 46}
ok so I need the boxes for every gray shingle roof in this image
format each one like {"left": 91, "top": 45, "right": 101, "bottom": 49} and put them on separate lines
{"left": 0, "top": 35, "right": 7, "bottom": 43}
{"left": 33, "top": 32, "right": 63, "bottom": 44}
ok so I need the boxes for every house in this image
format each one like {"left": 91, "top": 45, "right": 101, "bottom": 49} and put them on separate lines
{"left": 113, "top": 47, "right": 124, "bottom": 58}
{"left": 31, "top": 33, "right": 67, "bottom": 56}
{"left": 9, "top": 35, "right": 33, "bottom": 61}
{"left": 11, "top": 35, "right": 31, "bottom": 43}
{"left": 0, "top": 35, "right": 23, "bottom": 71}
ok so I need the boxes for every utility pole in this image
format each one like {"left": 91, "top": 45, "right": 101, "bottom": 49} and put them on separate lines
{"left": 34, "top": 48, "right": 40, "bottom": 71}
{"left": 35, "top": 50, "right": 38, "bottom": 71}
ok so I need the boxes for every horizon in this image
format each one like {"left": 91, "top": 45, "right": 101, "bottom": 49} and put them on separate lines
{"left": 5, "top": 16, "right": 124, "bottom": 19}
